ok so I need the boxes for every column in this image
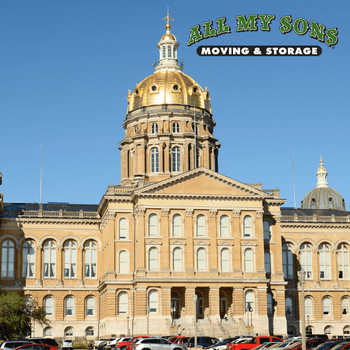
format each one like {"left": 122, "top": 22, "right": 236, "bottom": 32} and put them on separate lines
{"left": 135, "top": 287, "right": 147, "bottom": 316}
{"left": 16, "top": 246, "right": 22, "bottom": 281}
{"left": 106, "top": 289, "right": 117, "bottom": 318}
{"left": 141, "top": 143, "right": 146, "bottom": 175}
{"left": 190, "top": 143, "right": 195, "bottom": 170}
{"left": 56, "top": 247, "right": 63, "bottom": 286}
{"left": 35, "top": 246, "right": 42, "bottom": 286}
{"left": 273, "top": 214, "right": 284, "bottom": 278}
{"left": 256, "top": 211, "right": 266, "bottom": 275}
{"left": 332, "top": 249, "right": 339, "bottom": 286}
{"left": 209, "top": 209, "right": 218, "bottom": 272}
{"left": 258, "top": 287, "right": 267, "bottom": 316}
{"left": 210, "top": 147, "right": 215, "bottom": 171}
{"left": 185, "top": 287, "right": 196, "bottom": 318}
{"left": 137, "top": 208, "right": 146, "bottom": 272}
{"left": 209, "top": 287, "right": 220, "bottom": 321}
{"left": 162, "top": 287, "right": 171, "bottom": 316}
{"left": 184, "top": 143, "right": 189, "bottom": 172}
{"left": 77, "top": 246, "right": 83, "bottom": 286}
{"left": 107, "top": 212, "right": 116, "bottom": 275}
{"left": 232, "top": 210, "right": 242, "bottom": 275}
{"left": 232, "top": 288, "right": 244, "bottom": 317}
{"left": 161, "top": 208, "right": 170, "bottom": 273}
{"left": 159, "top": 143, "right": 164, "bottom": 174}
{"left": 185, "top": 209, "right": 194, "bottom": 273}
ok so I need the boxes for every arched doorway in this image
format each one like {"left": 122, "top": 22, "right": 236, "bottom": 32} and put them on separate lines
{"left": 171, "top": 291, "right": 181, "bottom": 319}
{"left": 220, "top": 292, "right": 228, "bottom": 319}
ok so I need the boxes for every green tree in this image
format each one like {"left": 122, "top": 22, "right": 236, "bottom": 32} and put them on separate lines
{"left": 0, "top": 292, "right": 49, "bottom": 340}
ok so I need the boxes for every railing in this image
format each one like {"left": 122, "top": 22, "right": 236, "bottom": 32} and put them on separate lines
{"left": 262, "top": 189, "right": 280, "bottom": 198}
{"left": 19, "top": 209, "right": 100, "bottom": 219}
{"left": 282, "top": 214, "right": 350, "bottom": 223}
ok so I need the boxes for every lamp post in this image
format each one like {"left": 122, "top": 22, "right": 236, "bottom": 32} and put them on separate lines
{"left": 147, "top": 306, "right": 150, "bottom": 336}
{"left": 127, "top": 316, "right": 129, "bottom": 337}
{"left": 193, "top": 294, "right": 198, "bottom": 349}
{"left": 300, "top": 269, "right": 306, "bottom": 350}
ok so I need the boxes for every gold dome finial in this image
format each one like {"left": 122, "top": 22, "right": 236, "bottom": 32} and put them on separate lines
{"left": 318, "top": 155, "right": 326, "bottom": 172}
{"left": 163, "top": 7, "right": 173, "bottom": 32}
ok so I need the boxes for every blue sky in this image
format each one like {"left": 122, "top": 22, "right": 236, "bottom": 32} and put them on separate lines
{"left": 0, "top": 0, "right": 348, "bottom": 209}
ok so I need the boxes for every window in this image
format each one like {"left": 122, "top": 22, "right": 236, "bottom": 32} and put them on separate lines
{"left": 343, "top": 326, "right": 350, "bottom": 335}
{"left": 119, "top": 218, "right": 128, "bottom": 239}
{"left": 172, "top": 214, "right": 181, "bottom": 237}
{"left": 263, "top": 221, "right": 271, "bottom": 241}
{"left": 282, "top": 244, "right": 294, "bottom": 279}
{"left": 324, "top": 326, "right": 333, "bottom": 335}
{"left": 45, "top": 296, "right": 54, "bottom": 316}
{"left": 168, "top": 46, "right": 171, "bottom": 57}
{"left": 86, "top": 297, "right": 95, "bottom": 316}
{"left": 220, "top": 248, "right": 229, "bottom": 272}
{"left": 118, "top": 292, "right": 128, "bottom": 314}
{"left": 43, "top": 240, "right": 56, "bottom": 278}
{"left": 148, "top": 214, "right": 157, "bottom": 236}
{"left": 305, "top": 297, "right": 312, "bottom": 317}
{"left": 319, "top": 244, "right": 331, "bottom": 279}
{"left": 244, "top": 248, "right": 253, "bottom": 272}
{"left": 172, "top": 147, "right": 181, "bottom": 172}
{"left": 119, "top": 250, "right": 128, "bottom": 273}
{"left": 86, "top": 327, "right": 94, "bottom": 336}
{"left": 65, "top": 296, "right": 74, "bottom": 316}
{"left": 162, "top": 47, "right": 165, "bottom": 58}
{"left": 220, "top": 215, "right": 229, "bottom": 237}
{"left": 245, "top": 291, "right": 254, "bottom": 312}
{"left": 22, "top": 240, "right": 35, "bottom": 278}
{"left": 300, "top": 243, "right": 313, "bottom": 279}
{"left": 64, "top": 241, "right": 77, "bottom": 278}
{"left": 306, "top": 326, "right": 313, "bottom": 335}
{"left": 197, "top": 248, "right": 206, "bottom": 271}
{"left": 151, "top": 123, "right": 158, "bottom": 134}
{"left": 148, "top": 247, "right": 157, "bottom": 271}
{"left": 173, "top": 122, "right": 180, "bottom": 133}
{"left": 173, "top": 248, "right": 182, "bottom": 271}
{"left": 44, "top": 327, "right": 52, "bottom": 337}
{"left": 342, "top": 298, "right": 349, "bottom": 315}
{"left": 264, "top": 251, "right": 271, "bottom": 274}
{"left": 65, "top": 327, "right": 73, "bottom": 337}
{"left": 196, "top": 215, "right": 205, "bottom": 237}
{"left": 243, "top": 216, "right": 252, "bottom": 237}
{"left": 150, "top": 148, "right": 159, "bottom": 173}
{"left": 338, "top": 244, "right": 349, "bottom": 279}
{"left": 323, "top": 297, "right": 331, "bottom": 315}
{"left": 85, "top": 241, "right": 97, "bottom": 278}
{"left": 148, "top": 290, "right": 158, "bottom": 313}
{"left": 267, "top": 293, "right": 273, "bottom": 316}
{"left": 1, "top": 240, "right": 15, "bottom": 278}
{"left": 286, "top": 297, "right": 293, "bottom": 317}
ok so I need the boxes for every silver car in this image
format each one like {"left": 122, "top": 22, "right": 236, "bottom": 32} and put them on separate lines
{"left": 133, "top": 338, "right": 184, "bottom": 350}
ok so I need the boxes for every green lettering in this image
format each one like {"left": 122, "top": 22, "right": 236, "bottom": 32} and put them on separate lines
{"left": 258, "top": 14, "right": 276, "bottom": 31}
{"left": 217, "top": 17, "right": 231, "bottom": 35}
{"left": 236, "top": 15, "right": 258, "bottom": 32}
{"left": 293, "top": 18, "right": 309, "bottom": 35}
{"left": 309, "top": 21, "right": 325, "bottom": 42}
{"left": 203, "top": 21, "right": 217, "bottom": 39}
{"left": 187, "top": 25, "right": 203, "bottom": 46}
{"left": 325, "top": 27, "right": 339, "bottom": 47}
{"left": 280, "top": 15, "right": 293, "bottom": 34}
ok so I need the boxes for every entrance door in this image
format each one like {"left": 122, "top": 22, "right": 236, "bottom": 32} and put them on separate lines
{"left": 196, "top": 292, "right": 204, "bottom": 319}
{"left": 171, "top": 292, "right": 181, "bottom": 319}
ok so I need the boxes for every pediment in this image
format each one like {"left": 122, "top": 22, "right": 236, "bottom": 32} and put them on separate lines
{"left": 194, "top": 240, "right": 210, "bottom": 246}
{"left": 170, "top": 240, "right": 187, "bottom": 246}
{"left": 145, "top": 240, "right": 162, "bottom": 245}
{"left": 135, "top": 167, "right": 267, "bottom": 198}
{"left": 217, "top": 241, "right": 234, "bottom": 246}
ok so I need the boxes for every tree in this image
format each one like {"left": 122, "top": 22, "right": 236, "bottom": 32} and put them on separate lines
{"left": 0, "top": 292, "right": 49, "bottom": 340}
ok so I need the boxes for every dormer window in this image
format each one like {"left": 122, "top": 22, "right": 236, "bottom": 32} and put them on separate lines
{"left": 168, "top": 46, "right": 172, "bottom": 57}
{"left": 151, "top": 123, "right": 158, "bottom": 134}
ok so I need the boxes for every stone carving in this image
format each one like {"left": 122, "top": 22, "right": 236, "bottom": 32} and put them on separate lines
{"left": 209, "top": 209, "right": 218, "bottom": 217}
{"left": 256, "top": 210, "right": 264, "bottom": 218}
{"left": 162, "top": 208, "right": 170, "bottom": 216}
{"left": 232, "top": 210, "right": 241, "bottom": 217}
{"left": 137, "top": 208, "right": 146, "bottom": 216}
{"left": 274, "top": 215, "right": 282, "bottom": 222}
{"left": 186, "top": 208, "right": 194, "bottom": 217}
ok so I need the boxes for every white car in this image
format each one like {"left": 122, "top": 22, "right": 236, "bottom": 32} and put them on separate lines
{"left": 62, "top": 339, "right": 73, "bottom": 350}
{"left": 0, "top": 342, "right": 35, "bottom": 350}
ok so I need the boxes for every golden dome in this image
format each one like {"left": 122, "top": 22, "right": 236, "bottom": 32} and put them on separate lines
{"left": 128, "top": 70, "right": 212, "bottom": 114}
{"left": 161, "top": 33, "right": 176, "bottom": 41}
{"left": 318, "top": 155, "right": 326, "bottom": 171}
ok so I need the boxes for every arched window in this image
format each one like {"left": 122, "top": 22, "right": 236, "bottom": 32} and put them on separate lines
{"left": 151, "top": 123, "right": 158, "bottom": 134}
{"left": 168, "top": 46, "right": 171, "bottom": 57}
{"left": 84, "top": 241, "right": 97, "bottom": 278}
{"left": 286, "top": 297, "right": 293, "bottom": 317}
{"left": 86, "top": 297, "right": 95, "bottom": 316}
{"left": 119, "top": 250, "right": 128, "bottom": 273}
{"left": 65, "top": 296, "right": 74, "bottom": 316}
{"left": 22, "top": 240, "right": 35, "bottom": 278}
{"left": 343, "top": 326, "right": 350, "bottom": 335}
{"left": 264, "top": 251, "right": 271, "bottom": 274}
{"left": 119, "top": 218, "right": 127, "bottom": 239}
{"left": 150, "top": 148, "right": 159, "bottom": 173}
{"left": 162, "top": 46, "right": 166, "bottom": 58}
{"left": 43, "top": 240, "right": 56, "bottom": 278}
{"left": 196, "top": 215, "right": 205, "bottom": 237}
{"left": 287, "top": 326, "right": 296, "bottom": 336}
{"left": 45, "top": 296, "right": 54, "bottom": 316}
{"left": 220, "top": 215, "right": 229, "bottom": 237}
{"left": 65, "top": 327, "right": 73, "bottom": 337}
{"left": 338, "top": 244, "right": 349, "bottom": 279}
{"left": 44, "top": 327, "right": 52, "bottom": 337}
{"left": 300, "top": 243, "right": 312, "bottom": 279}
{"left": 342, "top": 298, "right": 349, "bottom": 315}
{"left": 64, "top": 241, "right": 77, "bottom": 278}
{"left": 173, "top": 248, "right": 182, "bottom": 271}
{"left": 220, "top": 248, "right": 229, "bottom": 272}
{"left": 305, "top": 297, "right": 313, "bottom": 317}
{"left": 245, "top": 291, "right": 254, "bottom": 312}
{"left": 172, "top": 214, "right": 181, "bottom": 237}
{"left": 243, "top": 216, "right": 252, "bottom": 237}
{"left": 1, "top": 240, "right": 15, "bottom": 278}
{"left": 172, "top": 147, "right": 181, "bottom": 172}
{"left": 118, "top": 292, "right": 128, "bottom": 314}
{"left": 324, "top": 326, "right": 333, "bottom": 336}
{"left": 148, "top": 247, "right": 157, "bottom": 271}
{"left": 148, "top": 290, "right": 158, "bottom": 313}
{"left": 263, "top": 221, "right": 271, "bottom": 241}
{"left": 319, "top": 244, "right": 331, "bottom": 279}
{"left": 267, "top": 293, "right": 273, "bottom": 316}
{"left": 197, "top": 248, "right": 206, "bottom": 271}
{"left": 306, "top": 326, "right": 313, "bottom": 335}
{"left": 148, "top": 214, "right": 157, "bottom": 236}
{"left": 323, "top": 297, "right": 331, "bottom": 315}
{"left": 86, "top": 327, "right": 94, "bottom": 336}
{"left": 173, "top": 122, "right": 180, "bottom": 133}
{"left": 244, "top": 249, "right": 253, "bottom": 272}
{"left": 282, "top": 244, "right": 294, "bottom": 279}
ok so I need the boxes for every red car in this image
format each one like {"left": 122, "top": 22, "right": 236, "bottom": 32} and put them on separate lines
{"left": 14, "top": 345, "right": 57, "bottom": 350}
{"left": 117, "top": 337, "right": 150, "bottom": 350}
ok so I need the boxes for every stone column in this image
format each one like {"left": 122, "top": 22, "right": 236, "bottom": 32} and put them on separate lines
{"left": 190, "top": 143, "right": 195, "bottom": 170}
{"left": 332, "top": 249, "right": 339, "bottom": 285}
{"left": 232, "top": 210, "right": 242, "bottom": 276}
{"left": 185, "top": 209, "right": 194, "bottom": 274}
{"left": 77, "top": 246, "right": 84, "bottom": 286}
{"left": 16, "top": 246, "right": 22, "bottom": 281}
{"left": 107, "top": 212, "right": 116, "bottom": 276}
{"left": 210, "top": 147, "right": 215, "bottom": 171}
{"left": 232, "top": 288, "right": 244, "bottom": 319}
{"left": 141, "top": 143, "right": 146, "bottom": 175}
{"left": 256, "top": 211, "right": 266, "bottom": 276}
{"left": 137, "top": 208, "right": 146, "bottom": 273}
{"left": 136, "top": 287, "right": 147, "bottom": 316}
{"left": 184, "top": 143, "right": 189, "bottom": 172}
{"left": 161, "top": 208, "right": 170, "bottom": 273}
{"left": 56, "top": 246, "right": 63, "bottom": 286}
{"left": 162, "top": 287, "right": 171, "bottom": 317}
{"left": 209, "top": 287, "right": 220, "bottom": 322}
{"left": 35, "top": 246, "right": 42, "bottom": 286}
{"left": 159, "top": 143, "right": 164, "bottom": 174}
{"left": 184, "top": 287, "right": 196, "bottom": 322}
{"left": 313, "top": 248, "right": 320, "bottom": 285}
{"left": 273, "top": 214, "right": 284, "bottom": 278}
{"left": 209, "top": 209, "right": 218, "bottom": 272}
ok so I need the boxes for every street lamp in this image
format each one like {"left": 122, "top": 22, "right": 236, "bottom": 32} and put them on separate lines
{"left": 147, "top": 306, "right": 150, "bottom": 336}
{"left": 127, "top": 316, "right": 129, "bottom": 337}
{"left": 193, "top": 294, "right": 198, "bottom": 349}
{"left": 300, "top": 269, "right": 306, "bottom": 350}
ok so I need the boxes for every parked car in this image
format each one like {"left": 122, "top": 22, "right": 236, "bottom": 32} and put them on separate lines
{"left": 132, "top": 338, "right": 184, "bottom": 350}
{"left": 186, "top": 336, "right": 219, "bottom": 348}
{"left": 26, "top": 339, "right": 59, "bottom": 350}
{"left": 118, "top": 336, "right": 150, "bottom": 350}
{"left": 328, "top": 343, "right": 350, "bottom": 350}
{"left": 109, "top": 339, "right": 132, "bottom": 350}
{"left": 315, "top": 340, "right": 345, "bottom": 350}
{"left": 206, "top": 337, "right": 240, "bottom": 350}
{"left": 254, "top": 343, "right": 281, "bottom": 350}
{"left": 227, "top": 337, "right": 283, "bottom": 350}
{"left": 13, "top": 345, "right": 57, "bottom": 350}
{"left": 1, "top": 342, "right": 35, "bottom": 350}
{"left": 92, "top": 340, "right": 113, "bottom": 350}
{"left": 286, "top": 339, "right": 325, "bottom": 350}
{"left": 62, "top": 340, "right": 73, "bottom": 350}
{"left": 174, "top": 338, "right": 189, "bottom": 346}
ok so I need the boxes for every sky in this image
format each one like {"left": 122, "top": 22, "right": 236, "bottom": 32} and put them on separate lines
{"left": 0, "top": 0, "right": 349, "bottom": 209}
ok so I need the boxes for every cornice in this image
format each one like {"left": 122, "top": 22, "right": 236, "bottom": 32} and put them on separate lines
{"left": 1, "top": 217, "right": 100, "bottom": 226}
{"left": 136, "top": 193, "right": 264, "bottom": 201}
{"left": 281, "top": 222, "right": 350, "bottom": 229}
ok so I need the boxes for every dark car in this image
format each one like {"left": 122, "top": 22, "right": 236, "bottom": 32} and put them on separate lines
{"left": 26, "top": 339, "right": 59, "bottom": 350}
{"left": 315, "top": 340, "right": 345, "bottom": 350}
{"left": 186, "top": 337, "right": 218, "bottom": 348}
{"left": 329, "top": 343, "right": 350, "bottom": 350}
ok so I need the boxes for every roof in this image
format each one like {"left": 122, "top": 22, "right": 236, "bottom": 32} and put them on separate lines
{"left": 281, "top": 207, "right": 350, "bottom": 217}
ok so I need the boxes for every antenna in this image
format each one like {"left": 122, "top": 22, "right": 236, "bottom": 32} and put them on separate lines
{"left": 293, "top": 149, "right": 296, "bottom": 209}
{"left": 194, "top": 101, "right": 197, "bottom": 168}
{"left": 40, "top": 142, "right": 43, "bottom": 210}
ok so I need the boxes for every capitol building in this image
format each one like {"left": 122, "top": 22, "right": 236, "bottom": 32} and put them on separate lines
{"left": 1, "top": 13, "right": 350, "bottom": 339}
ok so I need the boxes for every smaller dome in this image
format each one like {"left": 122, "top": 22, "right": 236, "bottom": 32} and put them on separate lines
{"left": 318, "top": 155, "right": 326, "bottom": 172}
{"left": 161, "top": 33, "right": 176, "bottom": 41}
